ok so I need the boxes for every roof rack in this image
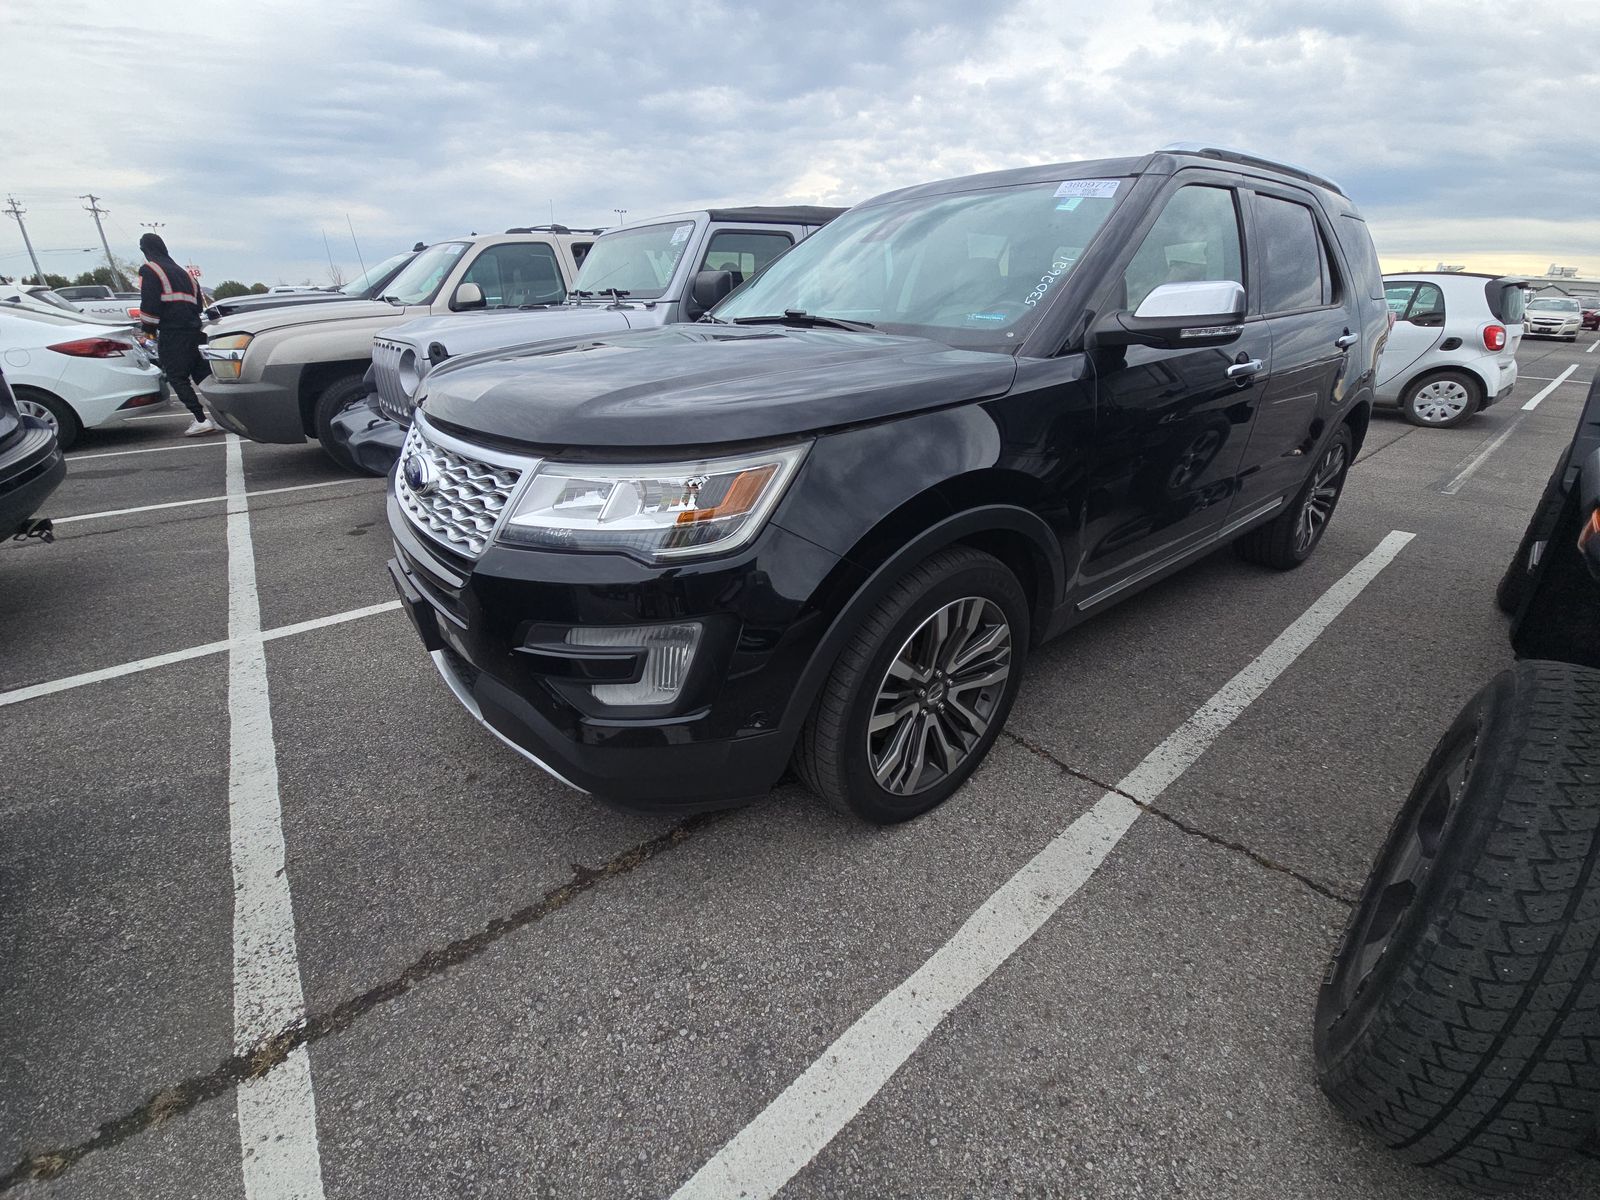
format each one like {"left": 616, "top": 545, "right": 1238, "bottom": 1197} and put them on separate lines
{"left": 1160, "top": 143, "right": 1346, "bottom": 197}
{"left": 503, "top": 224, "right": 608, "bottom": 236}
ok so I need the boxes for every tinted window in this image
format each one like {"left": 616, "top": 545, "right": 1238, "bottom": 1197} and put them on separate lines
{"left": 461, "top": 243, "right": 565, "bottom": 308}
{"left": 700, "top": 231, "right": 794, "bottom": 286}
{"left": 1122, "top": 185, "right": 1243, "bottom": 310}
{"left": 1255, "top": 195, "right": 1328, "bottom": 313}
{"left": 1493, "top": 284, "right": 1526, "bottom": 323}
{"left": 1406, "top": 282, "right": 1445, "bottom": 325}
{"left": 1335, "top": 215, "right": 1384, "bottom": 300}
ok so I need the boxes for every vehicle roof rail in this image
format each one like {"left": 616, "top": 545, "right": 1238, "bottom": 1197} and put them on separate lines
{"left": 503, "top": 224, "right": 609, "bottom": 236}
{"left": 1160, "top": 142, "right": 1346, "bottom": 197}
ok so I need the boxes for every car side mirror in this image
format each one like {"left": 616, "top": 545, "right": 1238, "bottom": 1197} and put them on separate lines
{"left": 1092, "top": 280, "right": 1245, "bottom": 349}
{"left": 451, "top": 282, "right": 486, "bottom": 311}
{"left": 686, "top": 270, "right": 737, "bottom": 320}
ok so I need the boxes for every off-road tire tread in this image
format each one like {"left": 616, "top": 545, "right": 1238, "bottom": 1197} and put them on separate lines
{"left": 1319, "top": 660, "right": 1600, "bottom": 1193}
{"left": 795, "top": 546, "right": 1021, "bottom": 820}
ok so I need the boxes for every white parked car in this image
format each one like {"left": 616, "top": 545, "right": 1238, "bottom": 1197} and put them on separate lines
{"left": 1376, "top": 272, "right": 1526, "bottom": 427}
{"left": 0, "top": 309, "right": 166, "bottom": 449}
{"left": 1523, "top": 295, "right": 1582, "bottom": 341}
{"left": 0, "top": 283, "right": 137, "bottom": 328}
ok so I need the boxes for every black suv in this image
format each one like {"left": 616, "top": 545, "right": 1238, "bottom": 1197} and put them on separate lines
{"left": 387, "top": 146, "right": 1388, "bottom": 823}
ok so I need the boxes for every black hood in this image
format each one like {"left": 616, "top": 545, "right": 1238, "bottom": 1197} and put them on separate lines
{"left": 419, "top": 325, "right": 1018, "bottom": 449}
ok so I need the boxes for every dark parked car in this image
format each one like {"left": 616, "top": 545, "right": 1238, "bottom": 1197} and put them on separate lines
{"left": 1580, "top": 296, "right": 1599, "bottom": 331}
{"left": 0, "top": 365, "right": 66, "bottom": 542}
{"left": 1316, "top": 371, "right": 1600, "bottom": 1194}
{"left": 387, "top": 145, "right": 1388, "bottom": 822}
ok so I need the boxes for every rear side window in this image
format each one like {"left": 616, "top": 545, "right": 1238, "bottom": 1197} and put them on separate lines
{"left": 1122, "top": 185, "right": 1244, "bottom": 311}
{"left": 1487, "top": 281, "right": 1526, "bottom": 324}
{"left": 1336, "top": 215, "right": 1384, "bottom": 301}
{"left": 1384, "top": 282, "right": 1418, "bottom": 314}
{"left": 1405, "top": 282, "right": 1445, "bottom": 327}
{"left": 701, "top": 230, "right": 794, "bottom": 286}
{"left": 1255, "top": 195, "right": 1330, "bottom": 313}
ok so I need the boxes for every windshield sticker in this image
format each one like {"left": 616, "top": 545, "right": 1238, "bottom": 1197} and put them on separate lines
{"left": 1054, "top": 179, "right": 1119, "bottom": 199}
{"left": 1024, "top": 258, "right": 1077, "bottom": 307}
{"left": 1055, "top": 197, "right": 1083, "bottom": 212}
{"left": 669, "top": 224, "right": 691, "bottom": 246}
{"left": 966, "top": 312, "right": 1009, "bottom": 322}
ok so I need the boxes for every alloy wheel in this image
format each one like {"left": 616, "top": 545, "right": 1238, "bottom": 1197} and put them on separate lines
{"left": 1294, "top": 441, "right": 1347, "bottom": 553}
{"left": 867, "top": 596, "right": 1012, "bottom": 796}
{"left": 16, "top": 396, "right": 60, "bottom": 436}
{"left": 1411, "top": 379, "right": 1471, "bottom": 424}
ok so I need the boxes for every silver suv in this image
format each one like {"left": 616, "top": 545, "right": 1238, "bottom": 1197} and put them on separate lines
{"left": 1376, "top": 271, "right": 1526, "bottom": 427}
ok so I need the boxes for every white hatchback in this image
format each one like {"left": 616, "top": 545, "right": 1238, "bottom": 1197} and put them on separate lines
{"left": 1375, "top": 272, "right": 1525, "bottom": 427}
{"left": 0, "top": 309, "right": 166, "bottom": 449}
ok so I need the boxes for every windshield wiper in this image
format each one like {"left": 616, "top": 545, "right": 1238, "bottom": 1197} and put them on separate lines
{"left": 731, "top": 309, "right": 875, "bottom": 332}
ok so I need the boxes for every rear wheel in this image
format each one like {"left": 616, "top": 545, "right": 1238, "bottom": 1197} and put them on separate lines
{"left": 311, "top": 374, "right": 373, "bottom": 474}
{"left": 1234, "top": 425, "right": 1352, "bottom": 571}
{"left": 1402, "top": 370, "right": 1483, "bottom": 428}
{"left": 1315, "top": 661, "right": 1600, "bottom": 1193}
{"left": 13, "top": 387, "right": 81, "bottom": 451}
{"left": 795, "top": 547, "right": 1028, "bottom": 824}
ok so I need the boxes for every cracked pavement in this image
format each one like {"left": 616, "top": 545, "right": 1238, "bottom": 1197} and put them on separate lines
{"left": 3, "top": 335, "right": 1600, "bottom": 1199}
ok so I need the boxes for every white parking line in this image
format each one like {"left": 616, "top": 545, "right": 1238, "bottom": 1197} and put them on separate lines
{"left": 1589, "top": 339, "right": 1598, "bottom": 354}
{"left": 52, "top": 478, "right": 372, "bottom": 525}
{"left": 0, "top": 600, "right": 402, "bottom": 709}
{"left": 221, "top": 434, "right": 326, "bottom": 1198}
{"left": 1517, "top": 374, "right": 1587, "bottom": 383}
{"left": 66, "top": 441, "right": 226, "bottom": 462}
{"left": 1521, "top": 364, "right": 1578, "bottom": 411}
{"left": 671, "top": 530, "right": 1415, "bottom": 1200}
{"left": 1441, "top": 417, "right": 1526, "bottom": 496}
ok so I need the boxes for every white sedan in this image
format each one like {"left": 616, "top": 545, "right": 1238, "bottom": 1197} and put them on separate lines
{"left": 0, "top": 309, "right": 167, "bottom": 449}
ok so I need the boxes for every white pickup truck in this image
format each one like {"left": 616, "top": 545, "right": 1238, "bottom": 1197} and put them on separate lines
{"left": 329, "top": 206, "right": 842, "bottom": 474}
{"left": 198, "top": 226, "right": 601, "bottom": 460}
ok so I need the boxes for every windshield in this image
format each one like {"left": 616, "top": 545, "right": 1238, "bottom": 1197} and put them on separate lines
{"left": 22, "top": 288, "right": 82, "bottom": 314}
{"left": 380, "top": 242, "right": 469, "bottom": 305}
{"left": 713, "top": 180, "right": 1123, "bottom": 349}
{"left": 340, "top": 251, "right": 414, "bottom": 296}
{"left": 1528, "top": 296, "right": 1580, "bottom": 311}
{"left": 571, "top": 221, "right": 697, "bottom": 300}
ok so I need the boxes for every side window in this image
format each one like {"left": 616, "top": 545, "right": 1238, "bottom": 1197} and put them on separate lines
{"left": 1336, "top": 214, "right": 1384, "bottom": 301}
{"left": 1122, "top": 185, "right": 1243, "bottom": 311}
{"left": 1255, "top": 195, "right": 1329, "bottom": 313}
{"left": 1405, "top": 282, "right": 1445, "bottom": 327}
{"left": 571, "top": 241, "right": 593, "bottom": 267}
{"left": 461, "top": 243, "right": 565, "bottom": 308}
{"left": 700, "top": 231, "right": 794, "bottom": 286}
{"left": 1384, "top": 282, "right": 1419, "bottom": 315}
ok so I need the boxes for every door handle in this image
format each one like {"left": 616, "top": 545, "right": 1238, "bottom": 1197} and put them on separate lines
{"left": 1226, "top": 358, "right": 1263, "bottom": 378}
{"left": 1335, "top": 332, "right": 1358, "bottom": 349}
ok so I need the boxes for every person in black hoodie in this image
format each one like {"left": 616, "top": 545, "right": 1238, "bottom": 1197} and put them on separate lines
{"left": 137, "top": 233, "right": 219, "bottom": 436}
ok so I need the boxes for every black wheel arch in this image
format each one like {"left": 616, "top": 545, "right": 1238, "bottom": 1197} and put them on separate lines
{"left": 298, "top": 359, "right": 372, "bottom": 434}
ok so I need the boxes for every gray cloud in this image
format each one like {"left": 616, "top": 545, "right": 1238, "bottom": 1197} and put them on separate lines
{"left": 2, "top": 0, "right": 1595, "bottom": 284}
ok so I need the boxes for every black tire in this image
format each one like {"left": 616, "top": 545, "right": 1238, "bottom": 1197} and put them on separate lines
{"left": 1314, "top": 661, "right": 1600, "bottom": 1194}
{"left": 1234, "top": 424, "right": 1352, "bottom": 571}
{"left": 794, "top": 546, "right": 1029, "bottom": 824}
{"left": 1402, "top": 369, "right": 1484, "bottom": 428}
{"left": 311, "top": 374, "right": 374, "bottom": 474}
{"left": 13, "top": 387, "right": 81, "bottom": 451}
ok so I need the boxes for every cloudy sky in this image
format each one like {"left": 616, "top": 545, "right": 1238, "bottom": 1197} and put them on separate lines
{"left": 3, "top": 0, "right": 1594, "bottom": 286}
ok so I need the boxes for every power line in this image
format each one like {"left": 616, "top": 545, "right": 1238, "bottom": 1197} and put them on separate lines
{"left": 4, "top": 196, "right": 45, "bottom": 283}
{"left": 80, "top": 193, "right": 131, "bottom": 289}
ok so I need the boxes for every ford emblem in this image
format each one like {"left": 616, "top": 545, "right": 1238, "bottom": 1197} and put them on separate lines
{"left": 402, "top": 452, "right": 435, "bottom": 495}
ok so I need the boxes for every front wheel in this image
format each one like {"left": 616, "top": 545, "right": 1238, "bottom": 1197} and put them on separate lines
{"left": 1234, "top": 424, "right": 1352, "bottom": 571}
{"left": 312, "top": 374, "right": 374, "bottom": 474}
{"left": 794, "top": 547, "right": 1029, "bottom": 824}
{"left": 1315, "top": 661, "right": 1600, "bottom": 1193}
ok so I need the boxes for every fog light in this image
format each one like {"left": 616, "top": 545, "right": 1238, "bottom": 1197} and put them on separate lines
{"left": 565, "top": 622, "right": 702, "bottom": 706}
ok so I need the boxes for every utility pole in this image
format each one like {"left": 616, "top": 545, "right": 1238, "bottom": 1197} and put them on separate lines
{"left": 81, "top": 194, "right": 130, "bottom": 289}
{"left": 4, "top": 196, "right": 45, "bottom": 284}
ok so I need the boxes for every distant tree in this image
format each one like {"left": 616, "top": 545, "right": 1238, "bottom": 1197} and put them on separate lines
{"left": 212, "top": 280, "right": 252, "bottom": 300}
{"left": 248, "top": 282, "right": 269, "bottom": 294}
{"left": 327, "top": 262, "right": 345, "bottom": 287}
{"left": 21, "top": 272, "right": 71, "bottom": 289}
{"left": 70, "top": 266, "right": 123, "bottom": 289}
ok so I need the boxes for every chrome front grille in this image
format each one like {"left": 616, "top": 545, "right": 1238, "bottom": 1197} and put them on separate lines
{"left": 394, "top": 420, "right": 533, "bottom": 558}
{"left": 372, "top": 338, "right": 414, "bottom": 425}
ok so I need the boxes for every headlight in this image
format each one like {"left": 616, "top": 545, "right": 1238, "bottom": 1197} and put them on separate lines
{"left": 203, "top": 332, "right": 253, "bottom": 382}
{"left": 498, "top": 444, "right": 808, "bottom": 561}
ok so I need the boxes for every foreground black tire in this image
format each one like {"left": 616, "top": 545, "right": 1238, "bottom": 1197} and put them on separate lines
{"left": 794, "top": 546, "right": 1028, "bottom": 824}
{"left": 312, "top": 374, "right": 373, "bottom": 474}
{"left": 1315, "top": 660, "right": 1600, "bottom": 1193}
{"left": 1235, "top": 424, "right": 1352, "bottom": 570}
{"left": 1403, "top": 369, "right": 1484, "bottom": 428}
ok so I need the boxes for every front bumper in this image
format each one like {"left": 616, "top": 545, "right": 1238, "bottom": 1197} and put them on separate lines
{"left": 385, "top": 490, "right": 844, "bottom": 812}
{"left": 329, "top": 393, "right": 406, "bottom": 475}
{"left": 0, "top": 416, "right": 66, "bottom": 538}
{"left": 1525, "top": 323, "right": 1579, "bottom": 338}
{"left": 198, "top": 363, "right": 306, "bottom": 444}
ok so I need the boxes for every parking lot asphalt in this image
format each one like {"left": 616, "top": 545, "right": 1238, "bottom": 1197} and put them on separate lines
{"left": 4, "top": 335, "right": 1600, "bottom": 1199}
